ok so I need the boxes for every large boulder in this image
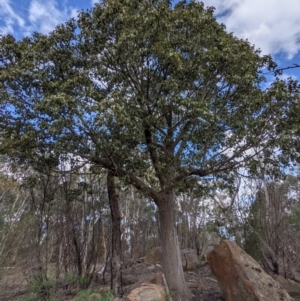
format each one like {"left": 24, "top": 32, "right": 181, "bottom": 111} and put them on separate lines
{"left": 125, "top": 283, "right": 166, "bottom": 301}
{"left": 272, "top": 274, "right": 300, "bottom": 295}
{"left": 145, "top": 247, "right": 162, "bottom": 265}
{"left": 207, "top": 240, "right": 292, "bottom": 301}
{"left": 122, "top": 262, "right": 162, "bottom": 288}
{"left": 150, "top": 272, "right": 164, "bottom": 285}
{"left": 145, "top": 247, "right": 198, "bottom": 271}
{"left": 181, "top": 249, "right": 198, "bottom": 271}
{"left": 122, "top": 274, "right": 139, "bottom": 286}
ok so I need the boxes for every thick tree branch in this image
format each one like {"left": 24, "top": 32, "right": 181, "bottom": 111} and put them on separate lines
{"left": 91, "top": 156, "right": 160, "bottom": 202}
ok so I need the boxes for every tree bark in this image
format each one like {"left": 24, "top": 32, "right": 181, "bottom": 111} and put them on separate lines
{"left": 156, "top": 191, "right": 191, "bottom": 301}
{"left": 107, "top": 171, "right": 123, "bottom": 298}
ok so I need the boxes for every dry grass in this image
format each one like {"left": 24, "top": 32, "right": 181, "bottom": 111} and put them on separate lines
{"left": 0, "top": 266, "right": 28, "bottom": 301}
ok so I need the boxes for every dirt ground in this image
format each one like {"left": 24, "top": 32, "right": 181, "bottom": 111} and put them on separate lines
{"left": 115, "top": 261, "right": 299, "bottom": 301}
{"left": 1, "top": 262, "right": 299, "bottom": 301}
{"left": 114, "top": 262, "right": 225, "bottom": 301}
{"left": 185, "top": 265, "right": 225, "bottom": 301}
{"left": 98, "top": 260, "right": 225, "bottom": 301}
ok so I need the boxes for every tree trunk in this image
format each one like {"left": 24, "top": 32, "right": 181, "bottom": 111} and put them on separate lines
{"left": 107, "top": 171, "right": 123, "bottom": 298}
{"left": 156, "top": 191, "right": 191, "bottom": 301}
{"left": 132, "top": 195, "right": 141, "bottom": 258}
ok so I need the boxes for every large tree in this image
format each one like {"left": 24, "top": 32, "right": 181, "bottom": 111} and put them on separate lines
{"left": 1, "top": 0, "right": 299, "bottom": 299}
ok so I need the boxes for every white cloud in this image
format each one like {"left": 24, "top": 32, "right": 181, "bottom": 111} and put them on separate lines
{"left": 91, "top": 0, "right": 100, "bottom": 6}
{"left": 0, "top": 0, "right": 25, "bottom": 34}
{"left": 203, "top": 0, "right": 300, "bottom": 59}
{"left": 28, "top": 0, "right": 78, "bottom": 34}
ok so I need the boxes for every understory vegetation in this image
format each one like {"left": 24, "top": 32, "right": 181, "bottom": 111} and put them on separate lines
{"left": 1, "top": 164, "right": 300, "bottom": 300}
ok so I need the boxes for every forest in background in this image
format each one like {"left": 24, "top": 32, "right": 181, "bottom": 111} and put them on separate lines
{"left": 1, "top": 157, "right": 300, "bottom": 300}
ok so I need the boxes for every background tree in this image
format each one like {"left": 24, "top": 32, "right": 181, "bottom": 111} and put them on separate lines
{"left": 1, "top": 0, "right": 300, "bottom": 299}
{"left": 0, "top": 159, "right": 109, "bottom": 300}
{"left": 244, "top": 175, "right": 300, "bottom": 281}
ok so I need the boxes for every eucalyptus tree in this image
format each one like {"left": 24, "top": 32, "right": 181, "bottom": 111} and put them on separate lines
{"left": 1, "top": 0, "right": 300, "bottom": 299}
{"left": 245, "top": 176, "right": 300, "bottom": 279}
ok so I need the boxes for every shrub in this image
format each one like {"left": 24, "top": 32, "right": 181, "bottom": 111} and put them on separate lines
{"left": 75, "top": 289, "right": 113, "bottom": 301}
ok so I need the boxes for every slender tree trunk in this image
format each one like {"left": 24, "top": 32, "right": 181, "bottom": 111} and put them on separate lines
{"left": 107, "top": 171, "right": 123, "bottom": 298}
{"left": 66, "top": 202, "right": 82, "bottom": 276}
{"left": 72, "top": 231, "right": 83, "bottom": 277}
{"left": 132, "top": 196, "right": 141, "bottom": 258}
{"left": 156, "top": 191, "right": 191, "bottom": 301}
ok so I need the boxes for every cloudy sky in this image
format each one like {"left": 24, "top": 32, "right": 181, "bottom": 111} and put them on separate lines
{"left": 0, "top": 0, "right": 299, "bottom": 79}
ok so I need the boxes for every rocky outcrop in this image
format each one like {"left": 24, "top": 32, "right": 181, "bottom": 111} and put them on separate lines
{"left": 145, "top": 247, "right": 162, "bottom": 265}
{"left": 150, "top": 272, "right": 164, "bottom": 285}
{"left": 272, "top": 274, "right": 300, "bottom": 295}
{"left": 145, "top": 247, "right": 198, "bottom": 271}
{"left": 122, "top": 274, "right": 139, "bottom": 286}
{"left": 207, "top": 240, "right": 292, "bottom": 301}
{"left": 181, "top": 249, "right": 198, "bottom": 271}
{"left": 125, "top": 283, "right": 166, "bottom": 301}
{"left": 122, "top": 262, "right": 161, "bottom": 287}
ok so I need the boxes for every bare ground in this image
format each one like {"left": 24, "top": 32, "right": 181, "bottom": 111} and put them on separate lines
{"left": 185, "top": 265, "right": 225, "bottom": 301}
{"left": 2, "top": 262, "right": 299, "bottom": 301}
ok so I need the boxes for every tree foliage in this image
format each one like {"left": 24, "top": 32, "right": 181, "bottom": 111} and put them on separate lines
{"left": 1, "top": 0, "right": 299, "bottom": 191}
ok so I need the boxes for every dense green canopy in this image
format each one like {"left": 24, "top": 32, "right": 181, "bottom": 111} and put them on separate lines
{"left": 1, "top": 1, "right": 299, "bottom": 192}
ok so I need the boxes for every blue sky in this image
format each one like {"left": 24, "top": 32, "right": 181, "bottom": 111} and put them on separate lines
{"left": 1, "top": 0, "right": 300, "bottom": 80}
